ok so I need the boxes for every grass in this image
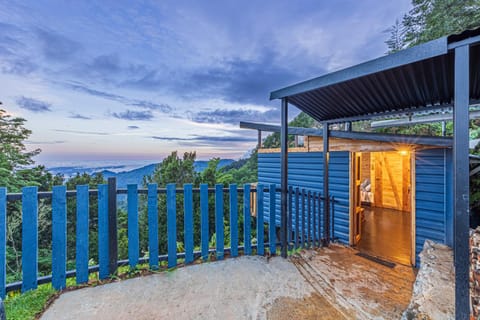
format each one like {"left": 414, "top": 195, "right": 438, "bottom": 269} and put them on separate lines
{"left": 4, "top": 284, "right": 56, "bottom": 320}
{"left": 2, "top": 263, "right": 161, "bottom": 320}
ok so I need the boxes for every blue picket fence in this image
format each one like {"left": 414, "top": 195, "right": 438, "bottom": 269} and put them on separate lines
{"left": 0, "top": 180, "right": 331, "bottom": 298}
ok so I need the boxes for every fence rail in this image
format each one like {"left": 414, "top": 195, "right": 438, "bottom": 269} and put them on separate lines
{"left": 0, "top": 178, "right": 334, "bottom": 298}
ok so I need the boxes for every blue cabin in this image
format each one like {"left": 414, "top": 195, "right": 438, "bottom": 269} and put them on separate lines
{"left": 246, "top": 125, "right": 453, "bottom": 266}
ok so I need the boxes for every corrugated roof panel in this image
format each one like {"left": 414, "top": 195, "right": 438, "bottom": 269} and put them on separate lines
{"left": 271, "top": 28, "right": 480, "bottom": 123}
{"left": 286, "top": 52, "right": 459, "bottom": 122}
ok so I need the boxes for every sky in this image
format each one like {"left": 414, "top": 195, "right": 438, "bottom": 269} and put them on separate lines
{"left": 0, "top": 0, "right": 411, "bottom": 165}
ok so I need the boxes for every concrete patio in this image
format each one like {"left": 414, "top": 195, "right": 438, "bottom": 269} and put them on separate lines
{"left": 40, "top": 245, "right": 416, "bottom": 320}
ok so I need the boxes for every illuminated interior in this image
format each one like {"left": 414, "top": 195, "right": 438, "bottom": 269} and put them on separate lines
{"left": 352, "top": 151, "right": 412, "bottom": 265}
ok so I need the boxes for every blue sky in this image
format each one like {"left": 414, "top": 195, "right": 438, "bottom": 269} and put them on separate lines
{"left": 0, "top": 0, "right": 411, "bottom": 163}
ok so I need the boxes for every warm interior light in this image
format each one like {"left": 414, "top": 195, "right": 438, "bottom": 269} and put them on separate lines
{"left": 398, "top": 150, "right": 408, "bottom": 156}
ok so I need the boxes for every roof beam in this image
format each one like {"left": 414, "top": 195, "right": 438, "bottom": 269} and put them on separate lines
{"left": 239, "top": 121, "right": 452, "bottom": 147}
{"left": 239, "top": 121, "right": 323, "bottom": 136}
{"left": 371, "top": 109, "right": 480, "bottom": 128}
{"left": 330, "top": 130, "right": 452, "bottom": 147}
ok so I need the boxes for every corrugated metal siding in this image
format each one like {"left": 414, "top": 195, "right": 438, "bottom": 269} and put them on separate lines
{"left": 415, "top": 148, "right": 452, "bottom": 265}
{"left": 257, "top": 151, "right": 350, "bottom": 244}
{"left": 330, "top": 152, "right": 350, "bottom": 244}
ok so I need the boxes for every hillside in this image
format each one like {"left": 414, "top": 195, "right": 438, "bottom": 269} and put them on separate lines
{"left": 48, "top": 159, "right": 234, "bottom": 188}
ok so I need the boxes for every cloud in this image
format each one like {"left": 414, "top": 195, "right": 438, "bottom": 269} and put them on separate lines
{"left": 54, "top": 129, "right": 109, "bottom": 135}
{"left": 65, "top": 82, "right": 174, "bottom": 114}
{"left": 112, "top": 110, "right": 154, "bottom": 121}
{"left": 0, "top": 23, "right": 38, "bottom": 75}
{"left": 151, "top": 136, "right": 190, "bottom": 141}
{"left": 66, "top": 83, "right": 124, "bottom": 101}
{"left": 69, "top": 113, "right": 91, "bottom": 120}
{"left": 192, "top": 108, "right": 279, "bottom": 125}
{"left": 151, "top": 134, "right": 256, "bottom": 146}
{"left": 122, "top": 70, "right": 164, "bottom": 90}
{"left": 128, "top": 125, "right": 140, "bottom": 129}
{"left": 129, "top": 101, "right": 172, "bottom": 113}
{"left": 176, "top": 48, "right": 320, "bottom": 105}
{"left": 16, "top": 96, "right": 52, "bottom": 112}
{"left": 35, "top": 28, "right": 82, "bottom": 62}
{"left": 2, "top": 59, "right": 37, "bottom": 75}
{"left": 25, "top": 140, "right": 66, "bottom": 145}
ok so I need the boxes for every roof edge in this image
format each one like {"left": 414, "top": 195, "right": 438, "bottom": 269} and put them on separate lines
{"left": 270, "top": 36, "right": 448, "bottom": 100}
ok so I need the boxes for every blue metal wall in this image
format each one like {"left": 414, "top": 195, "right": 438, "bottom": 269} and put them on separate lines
{"left": 415, "top": 148, "right": 453, "bottom": 265}
{"left": 259, "top": 148, "right": 453, "bottom": 265}
{"left": 258, "top": 151, "right": 350, "bottom": 244}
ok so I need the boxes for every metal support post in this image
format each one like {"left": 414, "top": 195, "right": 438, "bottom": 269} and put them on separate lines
{"left": 453, "top": 45, "right": 470, "bottom": 320}
{"left": 280, "top": 98, "right": 288, "bottom": 258}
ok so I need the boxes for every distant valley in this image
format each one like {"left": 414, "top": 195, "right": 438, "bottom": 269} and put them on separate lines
{"left": 47, "top": 159, "right": 235, "bottom": 188}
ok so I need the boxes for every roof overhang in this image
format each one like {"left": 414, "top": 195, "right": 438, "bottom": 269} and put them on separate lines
{"left": 240, "top": 121, "right": 452, "bottom": 147}
{"left": 270, "top": 27, "right": 480, "bottom": 123}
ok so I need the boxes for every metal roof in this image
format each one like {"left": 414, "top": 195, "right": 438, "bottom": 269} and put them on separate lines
{"left": 270, "top": 28, "right": 480, "bottom": 123}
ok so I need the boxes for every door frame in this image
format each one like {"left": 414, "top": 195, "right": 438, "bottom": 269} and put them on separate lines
{"left": 349, "top": 150, "right": 417, "bottom": 266}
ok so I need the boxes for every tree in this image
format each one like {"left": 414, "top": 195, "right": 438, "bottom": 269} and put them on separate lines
{"left": 144, "top": 151, "right": 198, "bottom": 187}
{"left": 0, "top": 109, "right": 60, "bottom": 192}
{"left": 385, "top": 19, "right": 406, "bottom": 53}
{"left": 263, "top": 112, "right": 319, "bottom": 148}
{"left": 386, "top": 0, "right": 480, "bottom": 52}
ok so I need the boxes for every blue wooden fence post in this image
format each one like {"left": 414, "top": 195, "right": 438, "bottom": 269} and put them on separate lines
{"left": 148, "top": 184, "right": 159, "bottom": 270}
{"left": 229, "top": 184, "right": 238, "bottom": 257}
{"left": 22, "top": 186, "right": 38, "bottom": 292}
{"left": 98, "top": 184, "right": 109, "bottom": 280}
{"left": 127, "top": 184, "right": 139, "bottom": 268}
{"left": 0, "top": 188, "right": 6, "bottom": 298}
{"left": 200, "top": 184, "right": 209, "bottom": 261}
{"left": 269, "top": 184, "right": 276, "bottom": 255}
{"left": 52, "top": 186, "right": 67, "bottom": 290}
{"left": 215, "top": 184, "right": 224, "bottom": 260}
{"left": 76, "top": 185, "right": 89, "bottom": 284}
{"left": 167, "top": 184, "right": 177, "bottom": 268}
{"left": 184, "top": 184, "right": 193, "bottom": 264}
{"left": 243, "top": 184, "right": 251, "bottom": 255}
{"left": 256, "top": 184, "right": 264, "bottom": 256}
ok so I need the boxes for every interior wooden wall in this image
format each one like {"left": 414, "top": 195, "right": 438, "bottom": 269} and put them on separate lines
{"left": 370, "top": 151, "right": 411, "bottom": 212}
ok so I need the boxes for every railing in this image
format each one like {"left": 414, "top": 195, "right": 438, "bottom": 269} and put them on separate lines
{"left": 0, "top": 178, "right": 334, "bottom": 298}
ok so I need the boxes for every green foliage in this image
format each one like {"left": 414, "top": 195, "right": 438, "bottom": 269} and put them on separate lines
{"left": 386, "top": 0, "right": 480, "bottom": 52}
{"left": 263, "top": 112, "right": 319, "bottom": 149}
{"left": 383, "top": 1, "right": 480, "bottom": 224}
{"left": 4, "top": 284, "right": 56, "bottom": 320}
{"left": 217, "top": 151, "right": 258, "bottom": 185}
{"left": 0, "top": 109, "right": 62, "bottom": 192}
{"left": 144, "top": 151, "right": 197, "bottom": 186}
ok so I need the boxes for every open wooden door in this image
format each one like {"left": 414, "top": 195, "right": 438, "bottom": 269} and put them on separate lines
{"left": 372, "top": 152, "right": 411, "bottom": 212}
{"left": 352, "top": 153, "right": 362, "bottom": 245}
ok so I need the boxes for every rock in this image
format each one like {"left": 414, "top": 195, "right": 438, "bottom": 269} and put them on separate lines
{"left": 401, "top": 240, "right": 454, "bottom": 320}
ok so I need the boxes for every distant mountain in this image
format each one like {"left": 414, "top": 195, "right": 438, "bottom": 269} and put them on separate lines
{"left": 99, "top": 160, "right": 234, "bottom": 188}
{"left": 49, "top": 159, "right": 235, "bottom": 188}
{"left": 98, "top": 163, "right": 158, "bottom": 188}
